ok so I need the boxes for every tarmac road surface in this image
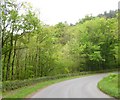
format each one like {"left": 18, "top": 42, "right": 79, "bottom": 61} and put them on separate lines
{"left": 30, "top": 73, "right": 115, "bottom": 98}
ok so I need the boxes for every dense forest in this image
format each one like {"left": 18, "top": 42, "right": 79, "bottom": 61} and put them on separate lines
{"left": 1, "top": 0, "right": 119, "bottom": 82}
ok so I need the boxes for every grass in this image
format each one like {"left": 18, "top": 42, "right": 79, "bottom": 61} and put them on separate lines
{"left": 98, "top": 73, "right": 119, "bottom": 99}
{"left": 2, "top": 74, "right": 93, "bottom": 99}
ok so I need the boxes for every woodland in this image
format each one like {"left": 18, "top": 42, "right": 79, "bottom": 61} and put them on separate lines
{"left": 1, "top": 0, "right": 119, "bottom": 83}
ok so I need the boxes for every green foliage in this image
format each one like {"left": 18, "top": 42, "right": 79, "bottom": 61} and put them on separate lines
{"left": 98, "top": 73, "right": 119, "bottom": 99}
{"left": 3, "top": 75, "right": 89, "bottom": 99}
{"left": 2, "top": 0, "right": 119, "bottom": 87}
{"left": 2, "top": 72, "right": 89, "bottom": 92}
{"left": 3, "top": 69, "right": 118, "bottom": 92}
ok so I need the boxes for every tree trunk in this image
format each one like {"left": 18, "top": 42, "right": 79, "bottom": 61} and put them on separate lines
{"left": 11, "top": 37, "right": 17, "bottom": 80}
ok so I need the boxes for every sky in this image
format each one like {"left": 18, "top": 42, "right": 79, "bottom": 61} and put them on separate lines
{"left": 17, "top": 0, "right": 119, "bottom": 25}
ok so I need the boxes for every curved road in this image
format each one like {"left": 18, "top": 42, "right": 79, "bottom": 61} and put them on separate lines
{"left": 30, "top": 73, "right": 114, "bottom": 98}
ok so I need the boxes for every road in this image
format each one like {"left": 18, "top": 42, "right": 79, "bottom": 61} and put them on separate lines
{"left": 30, "top": 73, "right": 114, "bottom": 98}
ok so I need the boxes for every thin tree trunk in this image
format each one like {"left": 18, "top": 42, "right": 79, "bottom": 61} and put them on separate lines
{"left": 16, "top": 49, "right": 20, "bottom": 80}
{"left": 2, "top": 41, "right": 8, "bottom": 81}
{"left": 2, "top": 53, "right": 7, "bottom": 81}
{"left": 6, "top": 26, "right": 14, "bottom": 80}
{"left": 35, "top": 52, "right": 38, "bottom": 77}
{"left": 11, "top": 37, "right": 17, "bottom": 80}
{"left": 24, "top": 51, "right": 27, "bottom": 79}
{"left": 6, "top": 48, "right": 12, "bottom": 80}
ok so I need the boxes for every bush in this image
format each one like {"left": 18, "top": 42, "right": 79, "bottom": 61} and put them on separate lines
{"left": 98, "top": 74, "right": 119, "bottom": 98}
{"left": 2, "top": 69, "right": 118, "bottom": 92}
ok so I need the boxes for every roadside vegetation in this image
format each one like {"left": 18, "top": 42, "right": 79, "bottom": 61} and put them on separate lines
{"left": 3, "top": 74, "right": 94, "bottom": 99}
{"left": 1, "top": 0, "right": 119, "bottom": 98}
{"left": 98, "top": 73, "right": 119, "bottom": 99}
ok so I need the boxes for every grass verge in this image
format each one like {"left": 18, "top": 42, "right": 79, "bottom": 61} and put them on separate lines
{"left": 98, "top": 73, "right": 119, "bottom": 99}
{"left": 2, "top": 74, "right": 93, "bottom": 99}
